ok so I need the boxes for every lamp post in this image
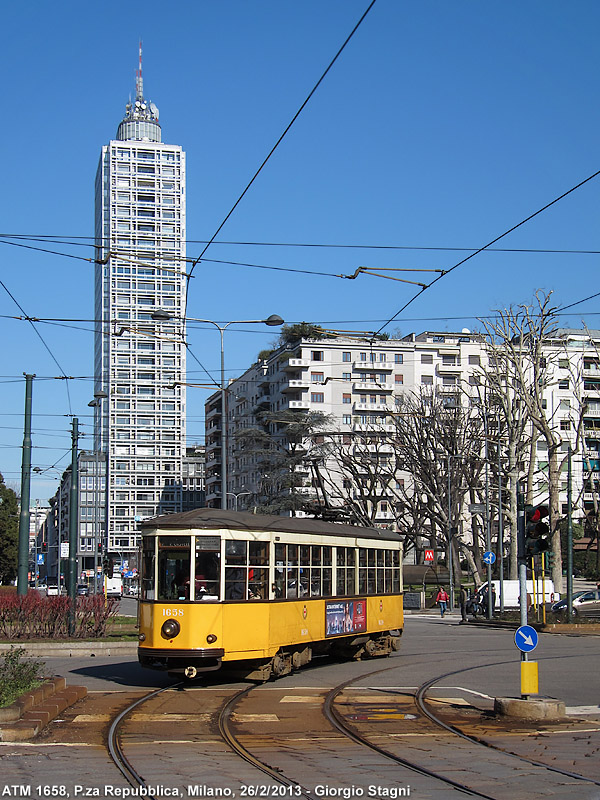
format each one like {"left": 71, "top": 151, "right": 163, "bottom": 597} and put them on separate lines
{"left": 151, "top": 311, "right": 283, "bottom": 508}
{"left": 227, "top": 490, "right": 251, "bottom": 512}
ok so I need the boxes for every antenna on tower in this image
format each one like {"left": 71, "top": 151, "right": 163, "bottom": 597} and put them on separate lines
{"left": 135, "top": 39, "right": 143, "bottom": 99}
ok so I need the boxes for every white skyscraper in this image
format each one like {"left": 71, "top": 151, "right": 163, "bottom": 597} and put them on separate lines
{"left": 94, "top": 47, "right": 187, "bottom": 559}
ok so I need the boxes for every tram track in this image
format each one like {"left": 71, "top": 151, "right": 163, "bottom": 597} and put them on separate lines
{"left": 105, "top": 655, "right": 600, "bottom": 800}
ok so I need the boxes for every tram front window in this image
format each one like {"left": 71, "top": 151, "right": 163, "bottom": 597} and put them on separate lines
{"left": 158, "top": 537, "right": 191, "bottom": 601}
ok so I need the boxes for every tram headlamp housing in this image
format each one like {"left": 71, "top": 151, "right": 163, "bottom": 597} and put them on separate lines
{"left": 161, "top": 619, "right": 181, "bottom": 640}
{"left": 206, "top": 634, "right": 217, "bottom": 644}
{"left": 138, "top": 633, "right": 146, "bottom": 642}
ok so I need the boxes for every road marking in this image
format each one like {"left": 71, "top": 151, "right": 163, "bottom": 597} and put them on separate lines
{"left": 280, "top": 696, "right": 320, "bottom": 703}
{"left": 566, "top": 706, "right": 600, "bottom": 716}
{"left": 232, "top": 713, "right": 280, "bottom": 722}
{"left": 72, "top": 713, "right": 211, "bottom": 722}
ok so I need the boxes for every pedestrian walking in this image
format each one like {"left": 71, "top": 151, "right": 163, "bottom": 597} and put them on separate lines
{"left": 436, "top": 586, "right": 449, "bottom": 617}
{"left": 459, "top": 585, "right": 468, "bottom": 623}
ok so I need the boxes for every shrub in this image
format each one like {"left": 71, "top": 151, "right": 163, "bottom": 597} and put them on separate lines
{"left": 0, "top": 646, "right": 45, "bottom": 707}
{"left": 0, "top": 592, "right": 119, "bottom": 640}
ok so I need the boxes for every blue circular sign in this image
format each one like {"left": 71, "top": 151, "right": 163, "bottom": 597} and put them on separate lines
{"left": 483, "top": 551, "right": 496, "bottom": 565}
{"left": 515, "top": 625, "right": 538, "bottom": 652}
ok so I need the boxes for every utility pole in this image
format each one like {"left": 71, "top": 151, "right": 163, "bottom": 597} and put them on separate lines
{"left": 17, "top": 374, "right": 35, "bottom": 596}
{"left": 68, "top": 418, "right": 79, "bottom": 636}
{"left": 566, "top": 445, "right": 574, "bottom": 623}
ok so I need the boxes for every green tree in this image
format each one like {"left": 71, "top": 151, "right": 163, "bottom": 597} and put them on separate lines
{"left": 0, "top": 472, "right": 19, "bottom": 584}
{"left": 234, "top": 410, "right": 333, "bottom": 516}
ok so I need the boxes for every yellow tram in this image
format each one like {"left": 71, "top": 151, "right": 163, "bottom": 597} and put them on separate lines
{"left": 138, "top": 509, "right": 404, "bottom": 679}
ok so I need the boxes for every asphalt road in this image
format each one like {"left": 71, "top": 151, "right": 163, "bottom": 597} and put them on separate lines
{"left": 40, "top": 614, "right": 600, "bottom": 708}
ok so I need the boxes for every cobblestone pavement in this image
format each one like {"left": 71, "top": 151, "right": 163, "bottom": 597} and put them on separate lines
{"left": 2, "top": 679, "right": 600, "bottom": 800}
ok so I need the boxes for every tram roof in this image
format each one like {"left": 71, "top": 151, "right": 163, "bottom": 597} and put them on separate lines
{"left": 140, "top": 508, "right": 402, "bottom": 543}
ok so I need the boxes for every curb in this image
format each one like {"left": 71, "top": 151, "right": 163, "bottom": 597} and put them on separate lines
{"left": 0, "top": 678, "right": 87, "bottom": 741}
{"left": 0, "top": 641, "right": 138, "bottom": 657}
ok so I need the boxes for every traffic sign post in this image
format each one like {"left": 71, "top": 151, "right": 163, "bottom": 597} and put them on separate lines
{"left": 515, "top": 625, "right": 539, "bottom": 698}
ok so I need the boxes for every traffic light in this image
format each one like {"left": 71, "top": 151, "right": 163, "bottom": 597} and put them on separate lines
{"left": 545, "top": 551, "right": 555, "bottom": 569}
{"left": 102, "top": 556, "right": 113, "bottom": 578}
{"left": 525, "top": 504, "right": 550, "bottom": 556}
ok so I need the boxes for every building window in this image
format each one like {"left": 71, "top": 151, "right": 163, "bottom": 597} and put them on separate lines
{"left": 560, "top": 420, "right": 571, "bottom": 431}
{"left": 394, "top": 354, "right": 403, "bottom": 364}
{"left": 311, "top": 372, "right": 325, "bottom": 383}
{"left": 343, "top": 415, "right": 352, "bottom": 425}
{"left": 469, "top": 355, "right": 480, "bottom": 366}
{"left": 311, "top": 351, "right": 324, "bottom": 361}
{"left": 421, "top": 375, "right": 433, "bottom": 385}
{"left": 559, "top": 380, "right": 569, "bottom": 389}
{"left": 311, "top": 393, "right": 324, "bottom": 403}
{"left": 342, "top": 352, "right": 351, "bottom": 362}
{"left": 342, "top": 372, "right": 351, "bottom": 381}
{"left": 442, "top": 355, "right": 457, "bottom": 366}
{"left": 395, "top": 374, "right": 403, "bottom": 384}
{"left": 421, "top": 354, "right": 433, "bottom": 364}
{"left": 342, "top": 393, "right": 351, "bottom": 404}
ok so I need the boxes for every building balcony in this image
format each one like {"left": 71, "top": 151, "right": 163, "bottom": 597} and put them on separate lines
{"left": 353, "top": 361, "right": 393, "bottom": 371}
{"left": 206, "top": 405, "right": 222, "bottom": 420}
{"left": 436, "top": 363, "right": 461, "bottom": 375}
{"left": 282, "top": 380, "right": 310, "bottom": 392}
{"left": 282, "top": 358, "right": 310, "bottom": 372}
{"left": 254, "top": 393, "right": 271, "bottom": 407}
{"left": 353, "top": 423, "right": 395, "bottom": 433}
{"left": 354, "top": 402, "right": 394, "bottom": 412}
{"left": 288, "top": 399, "right": 310, "bottom": 410}
{"left": 353, "top": 382, "right": 393, "bottom": 392}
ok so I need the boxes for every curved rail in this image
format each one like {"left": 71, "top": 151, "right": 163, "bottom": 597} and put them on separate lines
{"left": 414, "top": 665, "right": 600, "bottom": 787}
{"left": 322, "top": 667, "right": 497, "bottom": 800}
{"left": 218, "top": 685, "right": 318, "bottom": 800}
{"left": 107, "top": 683, "right": 182, "bottom": 797}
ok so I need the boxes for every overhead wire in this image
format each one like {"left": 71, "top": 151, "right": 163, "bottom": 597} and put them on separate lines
{"left": 376, "top": 168, "right": 600, "bottom": 334}
{"left": 185, "top": 0, "right": 378, "bottom": 301}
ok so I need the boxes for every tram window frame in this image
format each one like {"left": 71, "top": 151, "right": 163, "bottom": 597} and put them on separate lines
{"left": 274, "top": 543, "right": 333, "bottom": 599}
{"left": 225, "top": 539, "right": 270, "bottom": 600}
{"left": 141, "top": 538, "right": 156, "bottom": 600}
{"left": 157, "top": 536, "right": 191, "bottom": 601}
{"left": 193, "top": 535, "right": 221, "bottom": 601}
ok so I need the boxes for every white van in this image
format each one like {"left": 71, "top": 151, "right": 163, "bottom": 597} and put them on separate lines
{"left": 477, "top": 579, "right": 558, "bottom": 609}
{"left": 105, "top": 576, "right": 123, "bottom": 598}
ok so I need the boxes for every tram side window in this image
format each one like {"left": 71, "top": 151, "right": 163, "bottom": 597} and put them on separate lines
{"left": 248, "top": 541, "right": 269, "bottom": 599}
{"left": 358, "top": 547, "right": 401, "bottom": 595}
{"left": 335, "top": 547, "right": 356, "bottom": 596}
{"left": 141, "top": 539, "right": 155, "bottom": 600}
{"left": 194, "top": 541, "right": 220, "bottom": 600}
{"left": 225, "top": 541, "right": 247, "bottom": 600}
{"left": 274, "top": 543, "right": 333, "bottom": 599}
{"left": 157, "top": 537, "right": 191, "bottom": 601}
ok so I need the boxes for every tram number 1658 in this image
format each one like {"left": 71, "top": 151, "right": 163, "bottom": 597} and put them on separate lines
{"left": 163, "top": 608, "right": 184, "bottom": 617}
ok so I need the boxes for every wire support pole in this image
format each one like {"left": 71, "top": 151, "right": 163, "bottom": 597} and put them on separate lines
{"left": 17, "top": 374, "right": 35, "bottom": 595}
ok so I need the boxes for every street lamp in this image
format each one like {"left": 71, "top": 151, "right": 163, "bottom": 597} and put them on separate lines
{"left": 227, "top": 490, "right": 251, "bottom": 512}
{"left": 151, "top": 311, "right": 284, "bottom": 508}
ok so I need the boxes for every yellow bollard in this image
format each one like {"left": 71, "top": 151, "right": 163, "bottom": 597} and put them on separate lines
{"left": 521, "top": 660, "right": 539, "bottom": 696}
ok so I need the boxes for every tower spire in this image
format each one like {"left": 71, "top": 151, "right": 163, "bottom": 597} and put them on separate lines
{"left": 116, "top": 42, "right": 161, "bottom": 142}
{"left": 136, "top": 40, "right": 143, "bottom": 100}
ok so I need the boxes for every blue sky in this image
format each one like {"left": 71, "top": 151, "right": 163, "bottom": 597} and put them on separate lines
{"left": 1, "top": 0, "right": 598, "bottom": 500}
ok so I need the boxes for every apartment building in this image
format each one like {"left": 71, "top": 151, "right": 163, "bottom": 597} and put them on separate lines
{"left": 205, "top": 330, "right": 486, "bottom": 515}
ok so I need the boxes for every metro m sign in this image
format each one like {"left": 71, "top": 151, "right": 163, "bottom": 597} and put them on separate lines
{"left": 424, "top": 549, "right": 434, "bottom": 563}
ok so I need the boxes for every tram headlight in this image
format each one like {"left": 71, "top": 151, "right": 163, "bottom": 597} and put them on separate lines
{"left": 206, "top": 634, "right": 217, "bottom": 644}
{"left": 138, "top": 633, "right": 146, "bottom": 642}
{"left": 161, "top": 619, "right": 181, "bottom": 639}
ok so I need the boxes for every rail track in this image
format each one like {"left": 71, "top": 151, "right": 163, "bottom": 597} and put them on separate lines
{"left": 106, "top": 657, "right": 600, "bottom": 800}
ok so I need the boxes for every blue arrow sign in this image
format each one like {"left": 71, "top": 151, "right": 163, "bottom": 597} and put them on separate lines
{"left": 483, "top": 551, "right": 496, "bottom": 565}
{"left": 515, "top": 625, "right": 538, "bottom": 653}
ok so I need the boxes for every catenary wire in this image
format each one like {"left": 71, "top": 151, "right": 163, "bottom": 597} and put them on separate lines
{"left": 185, "top": 0, "right": 378, "bottom": 296}
{"left": 376, "top": 168, "right": 600, "bottom": 334}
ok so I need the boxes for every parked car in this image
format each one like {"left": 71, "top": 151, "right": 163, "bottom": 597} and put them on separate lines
{"left": 76, "top": 583, "right": 89, "bottom": 596}
{"left": 46, "top": 584, "right": 60, "bottom": 596}
{"left": 552, "top": 590, "right": 600, "bottom": 618}
{"left": 550, "top": 590, "right": 588, "bottom": 612}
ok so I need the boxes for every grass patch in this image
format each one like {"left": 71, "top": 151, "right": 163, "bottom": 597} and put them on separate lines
{"left": 0, "top": 646, "right": 45, "bottom": 708}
